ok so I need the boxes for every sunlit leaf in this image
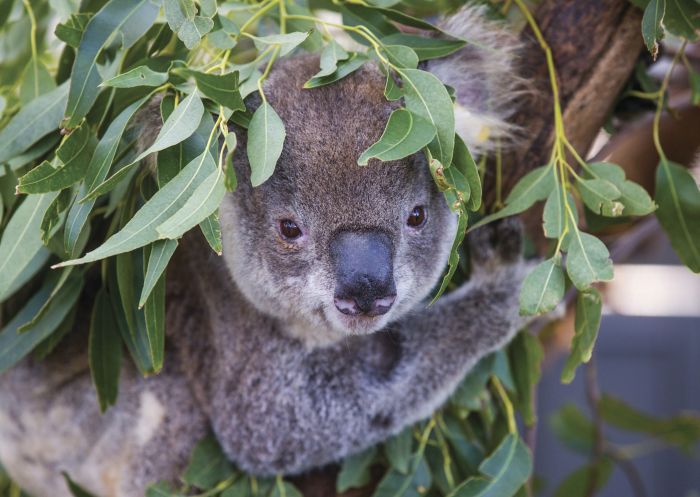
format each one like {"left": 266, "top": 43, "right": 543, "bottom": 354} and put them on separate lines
{"left": 358, "top": 109, "right": 436, "bottom": 165}
{"left": 102, "top": 65, "right": 169, "bottom": 88}
{"left": 519, "top": 256, "right": 565, "bottom": 316}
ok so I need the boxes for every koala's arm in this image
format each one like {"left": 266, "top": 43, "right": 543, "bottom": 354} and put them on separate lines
{"left": 211, "top": 221, "right": 526, "bottom": 476}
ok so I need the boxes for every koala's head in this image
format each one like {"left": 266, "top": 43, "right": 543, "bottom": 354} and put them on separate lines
{"left": 220, "top": 55, "right": 457, "bottom": 346}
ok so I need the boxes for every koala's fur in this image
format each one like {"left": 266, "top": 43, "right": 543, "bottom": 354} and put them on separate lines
{"left": 0, "top": 7, "right": 527, "bottom": 497}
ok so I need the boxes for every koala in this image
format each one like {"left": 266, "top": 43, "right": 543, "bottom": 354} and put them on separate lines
{"left": 0, "top": 6, "right": 526, "bottom": 497}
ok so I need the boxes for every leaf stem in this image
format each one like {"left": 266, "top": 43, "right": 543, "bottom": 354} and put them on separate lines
{"left": 492, "top": 376, "right": 516, "bottom": 434}
{"left": 652, "top": 41, "right": 687, "bottom": 162}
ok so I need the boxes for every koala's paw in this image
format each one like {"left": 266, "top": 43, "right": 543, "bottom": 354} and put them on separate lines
{"left": 468, "top": 217, "right": 523, "bottom": 272}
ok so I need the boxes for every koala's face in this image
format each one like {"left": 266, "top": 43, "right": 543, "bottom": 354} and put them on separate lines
{"left": 220, "top": 56, "right": 457, "bottom": 346}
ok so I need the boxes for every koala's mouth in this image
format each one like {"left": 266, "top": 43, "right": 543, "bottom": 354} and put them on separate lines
{"left": 325, "top": 302, "right": 396, "bottom": 336}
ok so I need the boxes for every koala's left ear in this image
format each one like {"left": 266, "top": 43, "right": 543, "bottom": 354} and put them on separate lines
{"left": 424, "top": 5, "right": 524, "bottom": 156}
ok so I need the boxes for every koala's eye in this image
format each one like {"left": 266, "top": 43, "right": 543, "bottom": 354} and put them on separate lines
{"left": 407, "top": 206, "right": 427, "bottom": 228}
{"left": 279, "top": 219, "right": 303, "bottom": 240}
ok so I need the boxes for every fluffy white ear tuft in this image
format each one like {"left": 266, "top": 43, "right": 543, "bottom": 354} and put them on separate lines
{"left": 426, "top": 5, "right": 525, "bottom": 156}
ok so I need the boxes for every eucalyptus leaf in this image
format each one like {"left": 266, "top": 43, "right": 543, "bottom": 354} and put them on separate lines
{"left": 519, "top": 256, "right": 565, "bottom": 316}
{"left": 0, "top": 82, "right": 68, "bottom": 164}
{"left": 304, "top": 54, "right": 369, "bottom": 88}
{"left": 55, "top": 13, "right": 92, "bottom": 48}
{"left": 381, "top": 33, "right": 466, "bottom": 61}
{"left": 577, "top": 178, "right": 622, "bottom": 216}
{"left": 139, "top": 239, "right": 178, "bottom": 307}
{"left": 57, "top": 149, "right": 216, "bottom": 266}
{"left": 18, "top": 124, "right": 95, "bottom": 194}
{"left": 654, "top": 159, "right": 700, "bottom": 272}
{"left": 183, "top": 434, "right": 235, "bottom": 489}
{"left": 0, "top": 274, "right": 83, "bottom": 374}
{"left": 102, "top": 66, "right": 169, "bottom": 88}
{"left": 178, "top": 69, "right": 244, "bottom": 111}
{"left": 561, "top": 288, "right": 603, "bottom": 383}
{"left": 430, "top": 207, "right": 467, "bottom": 304}
{"left": 312, "top": 40, "right": 350, "bottom": 79}
{"left": 358, "top": 109, "right": 436, "bottom": 165}
{"left": 471, "top": 166, "right": 556, "bottom": 230}
{"left": 200, "top": 211, "right": 222, "bottom": 254}
{"left": 65, "top": 96, "right": 149, "bottom": 256}
{"left": 453, "top": 135, "right": 481, "bottom": 210}
{"left": 384, "top": 427, "right": 414, "bottom": 474}
{"left": 19, "top": 58, "right": 56, "bottom": 104}
{"left": 157, "top": 167, "right": 226, "bottom": 239}
{"left": 565, "top": 231, "right": 613, "bottom": 290}
{"left": 338, "top": 446, "right": 378, "bottom": 492}
{"left": 400, "top": 68, "right": 455, "bottom": 168}
{"left": 372, "top": 456, "right": 432, "bottom": 497}
{"left": 84, "top": 91, "right": 204, "bottom": 200}
{"left": 509, "top": 332, "right": 543, "bottom": 426}
{"left": 89, "top": 288, "right": 122, "bottom": 412}
{"left": 249, "top": 31, "right": 310, "bottom": 57}
{"left": 448, "top": 434, "right": 531, "bottom": 497}
{"left": 65, "top": 0, "right": 159, "bottom": 126}
{"left": 642, "top": 0, "right": 666, "bottom": 56}
{"left": 0, "top": 192, "right": 58, "bottom": 301}
{"left": 247, "top": 102, "right": 286, "bottom": 187}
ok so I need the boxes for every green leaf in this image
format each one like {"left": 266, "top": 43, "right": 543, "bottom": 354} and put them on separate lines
{"left": 549, "top": 404, "right": 595, "bottom": 453}
{"left": 338, "top": 446, "right": 378, "bottom": 492}
{"left": 65, "top": 0, "right": 159, "bottom": 126}
{"left": 183, "top": 434, "right": 235, "bottom": 489}
{"left": 586, "top": 162, "right": 655, "bottom": 216}
{"left": 509, "top": 333, "right": 543, "bottom": 426}
{"left": 400, "top": 68, "right": 455, "bottom": 168}
{"left": 553, "top": 459, "right": 613, "bottom": 497}
{"left": 303, "top": 53, "right": 369, "bottom": 88}
{"left": 690, "top": 69, "right": 700, "bottom": 105}
{"left": 655, "top": 159, "right": 700, "bottom": 272}
{"left": 561, "top": 288, "right": 602, "bottom": 383}
{"left": 430, "top": 207, "right": 467, "bottom": 304}
{"left": 63, "top": 472, "right": 98, "bottom": 497}
{"left": 0, "top": 82, "right": 68, "bottom": 164}
{"left": 55, "top": 13, "right": 92, "bottom": 48}
{"left": 577, "top": 178, "right": 622, "bottom": 216}
{"left": 449, "top": 434, "right": 532, "bottom": 497}
{"left": 381, "top": 33, "right": 466, "bottom": 61}
{"left": 471, "top": 166, "right": 556, "bottom": 230}
{"left": 372, "top": 456, "right": 431, "bottom": 497}
{"left": 19, "top": 57, "right": 57, "bottom": 104}
{"left": 384, "top": 427, "right": 414, "bottom": 474}
{"left": 40, "top": 188, "right": 73, "bottom": 244}
{"left": 358, "top": 109, "right": 436, "bottom": 165}
{"left": 642, "top": 0, "right": 666, "bottom": 57}
{"left": 140, "top": 239, "right": 178, "bottom": 307}
{"left": 565, "top": 231, "right": 613, "bottom": 290}
{"left": 89, "top": 288, "right": 122, "bottom": 412}
{"left": 247, "top": 102, "right": 286, "bottom": 187}
{"left": 65, "top": 96, "right": 149, "bottom": 256}
{"left": 543, "top": 184, "right": 577, "bottom": 243}
{"left": 58, "top": 149, "right": 216, "bottom": 266}
{"left": 84, "top": 91, "right": 204, "bottom": 200}
{"left": 18, "top": 124, "right": 95, "bottom": 194}
{"left": 179, "top": 69, "right": 245, "bottom": 111}
{"left": 200, "top": 211, "right": 222, "bottom": 254}
{"left": 249, "top": 31, "right": 310, "bottom": 57}
{"left": 102, "top": 65, "right": 169, "bottom": 88}
{"left": 157, "top": 167, "right": 225, "bottom": 239}
{"left": 599, "top": 394, "right": 700, "bottom": 451}
{"left": 224, "top": 132, "right": 238, "bottom": 192}
{"left": 143, "top": 249, "right": 165, "bottom": 372}
{"left": 0, "top": 273, "right": 83, "bottom": 374}
{"left": 312, "top": 40, "right": 350, "bottom": 79}
{"left": 664, "top": 0, "right": 700, "bottom": 40}
{"left": 382, "top": 45, "right": 419, "bottom": 69}
{"left": 519, "top": 256, "right": 566, "bottom": 316}
{"left": 453, "top": 135, "right": 481, "bottom": 211}
{"left": 0, "top": 192, "right": 58, "bottom": 301}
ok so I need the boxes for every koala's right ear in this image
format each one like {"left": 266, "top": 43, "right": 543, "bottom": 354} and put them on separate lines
{"left": 424, "top": 5, "right": 524, "bottom": 156}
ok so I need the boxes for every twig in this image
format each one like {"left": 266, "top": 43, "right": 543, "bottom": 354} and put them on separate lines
{"left": 584, "top": 357, "right": 604, "bottom": 497}
{"left": 605, "top": 448, "right": 650, "bottom": 497}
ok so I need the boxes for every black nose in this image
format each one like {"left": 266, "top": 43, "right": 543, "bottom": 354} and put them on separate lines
{"left": 330, "top": 230, "right": 396, "bottom": 317}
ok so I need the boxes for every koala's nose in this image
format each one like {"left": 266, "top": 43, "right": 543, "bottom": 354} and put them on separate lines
{"left": 330, "top": 230, "right": 396, "bottom": 317}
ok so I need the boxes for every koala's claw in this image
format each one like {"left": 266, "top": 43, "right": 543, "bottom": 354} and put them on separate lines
{"left": 468, "top": 217, "right": 523, "bottom": 267}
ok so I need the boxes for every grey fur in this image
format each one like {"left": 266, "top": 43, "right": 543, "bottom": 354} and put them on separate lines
{"left": 0, "top": 6, "right": 526, "bottom": 497}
